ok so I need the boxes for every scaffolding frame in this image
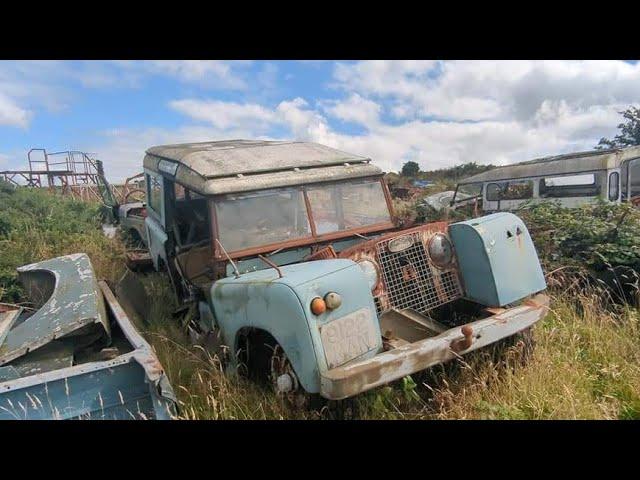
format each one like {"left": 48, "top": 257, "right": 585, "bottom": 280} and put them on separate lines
{"left": 0, "top": 148, "right": 107, "bottom": 202}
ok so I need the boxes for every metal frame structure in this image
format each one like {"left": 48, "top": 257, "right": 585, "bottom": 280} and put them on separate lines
{"left": 0, "top": 148, "right": 106, "bottom": 202}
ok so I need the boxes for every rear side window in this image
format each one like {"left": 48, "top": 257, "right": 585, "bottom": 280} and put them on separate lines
{"left": 539, "top": 173, "right": 601, "bottom": 198}
{"left": 486, "top": 180, "right": 533, "bottom": 201}
{"left": 608, "top": 172, "right": 620, "bottom": 201}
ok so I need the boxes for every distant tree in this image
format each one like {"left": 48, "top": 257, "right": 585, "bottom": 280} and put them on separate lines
{"left": 401, "top": 161, "right": 420, "bottom": 177}
{"left": 596, "top": 106, "right": 640, "bottom": 150}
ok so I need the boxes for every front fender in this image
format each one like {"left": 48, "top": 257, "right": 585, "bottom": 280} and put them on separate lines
{"left": 209, "top": 259, "right": 381, "bottom": 394}
{"left": 211, "top": 280, "right": 320, "bottom": 392}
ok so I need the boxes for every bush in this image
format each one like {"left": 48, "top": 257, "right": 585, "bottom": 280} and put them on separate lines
{"left": 519, "top": 201, "right": 640, "bottom": 272}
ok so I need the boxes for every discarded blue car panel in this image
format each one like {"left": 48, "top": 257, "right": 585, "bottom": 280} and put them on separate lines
{"left": 0, "top": 254, "right": 110, "bottom": 365}
{"left": 0, "top": 254, "right": 177, "bottom": 420}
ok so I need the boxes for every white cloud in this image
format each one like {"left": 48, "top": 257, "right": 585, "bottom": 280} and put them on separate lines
{"left": 170, "top": 99, "right": 277, "bottom": 131}
{"left": 322, "top": 93, "right": 381, "bottom": 127}
{"left": 333, "top": 60, "right": 640, "bottom": 123}
{"left": 143, "top": 61, "right": 249, "bottom": 89}
{"left": 0, "top": 92, "right": 31, "bottom": 128}
{"left": 276, "top": 98, "right": 333, "bottom": 141}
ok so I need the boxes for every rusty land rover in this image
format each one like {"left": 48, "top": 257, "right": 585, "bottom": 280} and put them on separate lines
{"left": 134, "top": 140, "right": 548, "bottom": 401}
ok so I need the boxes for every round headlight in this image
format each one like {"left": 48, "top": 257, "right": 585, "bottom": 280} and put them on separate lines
{"left": 358, "top": 259, "right": 380, "bottom": 291}
{"left": 428, "top": 233, "right": 454, "bottom": 268}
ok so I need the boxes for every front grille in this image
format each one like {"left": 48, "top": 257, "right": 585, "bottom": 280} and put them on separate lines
{"left": 375, "top": 232, "right": 463, "bottom": 315}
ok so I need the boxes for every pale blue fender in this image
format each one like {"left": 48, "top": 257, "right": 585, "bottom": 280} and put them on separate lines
{"left": 209, "top": 259, "right": 382, "bottom": 394}
{"left": 449, "top": 212, "right": 547, "bottom": 307}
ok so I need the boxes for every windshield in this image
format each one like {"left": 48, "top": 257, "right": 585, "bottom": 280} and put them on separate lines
{"left": 216, "top": 188, "right": 311, "bottom": 251}
{"left": 306, "top": 179, "right": 391, "bottom": 234}
{"left": 215, "top": 179, "right": 391, "bottom": 252}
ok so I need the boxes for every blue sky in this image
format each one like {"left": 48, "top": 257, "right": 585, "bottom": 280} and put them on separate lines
{"left": 1, "top": 60, "right": 639, "bottom": 181}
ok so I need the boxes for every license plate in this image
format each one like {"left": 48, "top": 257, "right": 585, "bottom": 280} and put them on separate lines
{"left": 319, "top": 308, "right": 379, "bottom": 369}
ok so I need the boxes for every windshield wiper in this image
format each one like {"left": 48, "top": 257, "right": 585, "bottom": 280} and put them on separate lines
{"left": 216, "top": 239, "right": 241, "bottom": 278}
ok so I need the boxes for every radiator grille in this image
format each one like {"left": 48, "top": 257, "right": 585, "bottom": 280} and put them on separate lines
{"left": 375, "top": 232, "right": 463, "bottom": 315}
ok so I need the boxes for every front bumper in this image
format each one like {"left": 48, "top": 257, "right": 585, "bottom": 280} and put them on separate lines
{"left": 319, "top": 293, "right": 549, "bottom": 400}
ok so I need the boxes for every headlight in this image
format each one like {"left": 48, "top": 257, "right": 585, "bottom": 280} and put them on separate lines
{"left": 357, "top": 259, "right": 380, "bottom": 291}
{"left": 428, "top": 233, "right": 454, "bottom": 268}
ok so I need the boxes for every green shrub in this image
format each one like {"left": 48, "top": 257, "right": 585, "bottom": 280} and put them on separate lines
{"left": 519, "top": 201, "right": 640, "bottom": 272}
{"left": 0, "top": 181, "right": 125, "bottom": 303}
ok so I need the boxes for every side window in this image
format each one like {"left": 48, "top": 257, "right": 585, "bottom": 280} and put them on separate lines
{"left": 486, "top": 180, "right": 533, "bottom": 201}
{"left": 608, "top": 172, "right": 620, "bottom": 202}
{"left": 146, "top": 172, "right": 163, "bottom": 217}
{"left": 172, "top": 186, "right": 211, "bottom": 246}
{"left": 539, "top": 173, "right": 601, "bottom": 198}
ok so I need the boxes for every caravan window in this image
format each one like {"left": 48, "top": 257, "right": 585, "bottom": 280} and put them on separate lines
{"left": 608, "top": 172, "right": 620, "bottom": 202}
{"left": 486, "top": 180, "right": 533, "bottom": 201}
{"left": 539, "top": 173, "right": 601, "bottom": 198}
{"left": 622, "top": 158, "right": 640, "bottom": 201}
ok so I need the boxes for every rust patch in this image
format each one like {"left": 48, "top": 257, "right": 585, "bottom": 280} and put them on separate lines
{"left": 306, "top": 245, "right": 337, "bottom": 261}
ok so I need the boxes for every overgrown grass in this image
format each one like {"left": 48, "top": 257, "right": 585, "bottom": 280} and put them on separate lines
{"left": 2, "top": 182, "right": 640, "bottom": 419}
{"left": 0, "top": 181, "right": 126, "bottom": 302}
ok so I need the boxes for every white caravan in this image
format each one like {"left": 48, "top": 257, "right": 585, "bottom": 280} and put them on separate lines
{"left": 452, "top": 146, "right": 640, "bottom": 212}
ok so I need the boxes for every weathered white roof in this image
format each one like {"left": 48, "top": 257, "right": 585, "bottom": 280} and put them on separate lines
{"left": 146, "top": 140, "right": 369, "bottom": 177}
{"left": 459, "top": 146, "right": 640, "bottom": 185}
{"left": 143, "top": 140, "right": 382, "bottom": 194}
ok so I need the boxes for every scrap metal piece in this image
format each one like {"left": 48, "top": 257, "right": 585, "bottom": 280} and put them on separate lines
{"left": 7, "top": 341, "right": 75, "bottom": 377}
{"left": 0, "top": 275, "right": 177, "bottom": 420}
{"left": 0, "top": 254, "right": 110, "bottom": 366}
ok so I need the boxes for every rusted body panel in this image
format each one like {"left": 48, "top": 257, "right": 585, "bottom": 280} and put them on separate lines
{"left": 320, "top": 293, "right": 549, "bottom": 400}
{"left": 0, "top": 254, "right": 176, "bottom": 420}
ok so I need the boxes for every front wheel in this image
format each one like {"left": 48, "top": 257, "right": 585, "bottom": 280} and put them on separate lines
{"left": 270, "top": 345, "right": 316, "bottom": 410}
{"left": 269, "top": 345, "right": 358, "bottom": 418}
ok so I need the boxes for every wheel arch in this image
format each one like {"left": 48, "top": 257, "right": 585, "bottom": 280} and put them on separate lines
{"left": 210, "top": 281, "right": 322, "bottom": 394}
